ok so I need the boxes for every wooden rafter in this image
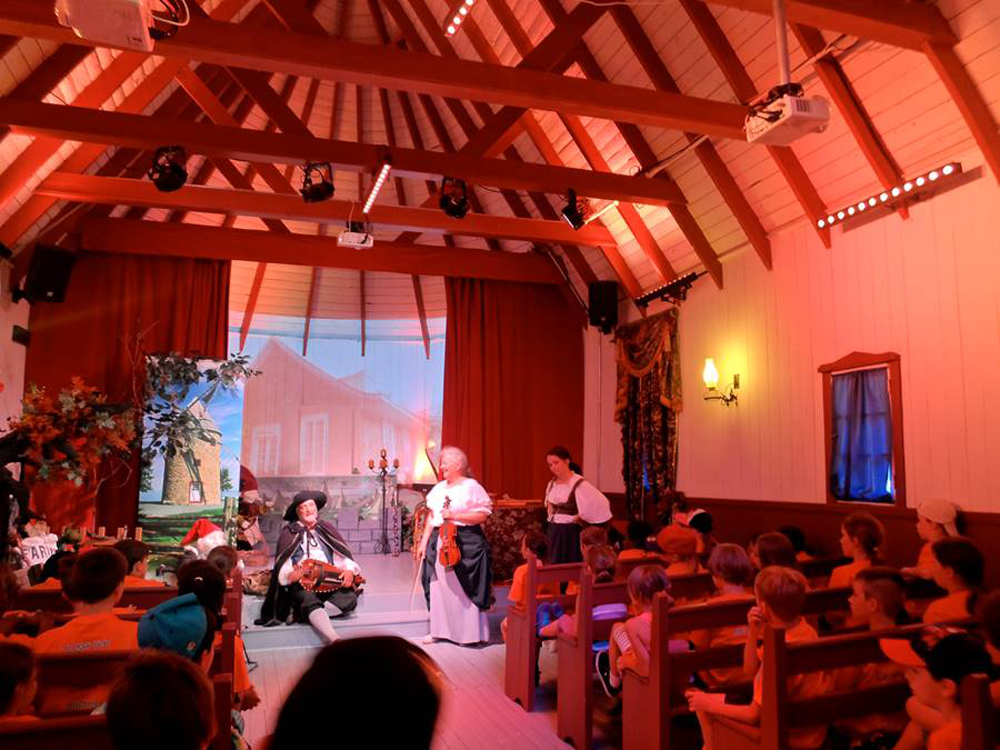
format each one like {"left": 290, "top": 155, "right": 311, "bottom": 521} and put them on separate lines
{"left": 360, "top": 270, "right": 366, "bottom": 356}
{"left": 81, "top": 218, "right": 563, "bottom": 284}
{"left": 679, "top": 0, "right": 831, "bottom": 247}
{"left": 0, "top": 0, "right": 748, "bottom": 138}
{"left": 302, "top": 266, "right": 322, "bottom": 357}
{"left": 609, "top": 4, "right": 770, "bottom": 270}
{"left": 411, "top": 275, "right": 431, "bottom": 360}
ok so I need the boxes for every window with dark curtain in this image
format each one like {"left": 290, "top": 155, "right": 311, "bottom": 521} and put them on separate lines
{"left": 830, "top": 367, "right": 895, "bottom": 503}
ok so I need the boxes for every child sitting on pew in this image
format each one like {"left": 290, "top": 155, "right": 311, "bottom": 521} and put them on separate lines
{"left": 830, "top": 512, "right": 885, "bottom": 588}
{"left": 778, "top": 526, "right": 814, "bottom": 563}
{"left": 749, "top": 531, "right": 797, "bottom": 570}
{"left": 138, "top": 592, "right": 219, "bottom": 673}
{"left": 618, "top": 520, "right": 655, "bottom": 561}
{"left": 901, "top": 499, "right": 960, "bottom": 580}
{"left": 686, "top": 566, "right": 832, "bottom": 750}
{"left": 656, "top": 525, "right": 702, "bottom": 577}
{"left": 565, "top": 526, "right": 610, "bottom": 596}
{"left": 923, "top": 537, "right": 985, "bottom": 624}
{"left": 207, "top": 545, "right": 241, "bottom": 578}
{"left": 28, "top": 551, "right": 76, "bottom": 589}
{"left": 595, "top": 564, "right": 682, "bottom": 698}
{"left": 0, "top": 642, "right": 37, "bottom": 724}
{"left": 539, "top": 544, "right": 625, "bottom": 639}
{"left": 690, "top": 543, "right": 754, "bottom": 688}
{"left": 113, "top": 539, "right": 166, "bottom": 587}
{"left": 974, "top": 590, "right": 1000, "bottom": 705}
{"left": 880, "top": 628, "right": 993, "bottom": 750}
{"left": 501, "top": 530, "right": 559, "bottom": 642}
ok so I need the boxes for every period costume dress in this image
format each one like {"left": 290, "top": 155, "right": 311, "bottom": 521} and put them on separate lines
{"left": 256, "top": 491, "right": 361, "bottom": 627}
{"left": 420, "top": 477, "right": 493, "bottom": 644}
{"left": 544, "top": 473, "right": 613, "bottom": 564}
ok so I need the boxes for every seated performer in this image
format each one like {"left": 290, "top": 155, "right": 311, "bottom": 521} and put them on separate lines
{"left": 255, "top": 491, "right": 361, "bottom": 644}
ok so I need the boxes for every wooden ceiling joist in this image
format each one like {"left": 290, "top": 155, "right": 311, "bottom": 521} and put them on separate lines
{"left": 302, "top": 266, "right": 322, "bottom": 357}
{"left": 412, "top": 275, "right": 431, "bottom": 360}
{"left": 0, "top": 0, "right": 748, "bottom": 138}
{"left": 80, "top": 218, "right": 564, "bottom": 285}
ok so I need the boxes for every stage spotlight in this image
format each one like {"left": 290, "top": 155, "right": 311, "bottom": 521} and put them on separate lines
{"left": 300, "top": 162, "right": 335, "bottom": 203}
{"left": 439, "top": 177, "right": 470, "bottom": 219}
{"left": 561, "top": 189, "right": 586, "bottom": 230}
{"left": 148, "top": 146, "right": 188, "bottom": 192}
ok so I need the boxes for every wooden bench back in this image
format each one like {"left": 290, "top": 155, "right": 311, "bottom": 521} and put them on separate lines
{"left": 961, "top": 674, "right": 998, "bottom": 750}
{"left": 0, "top": 714, "right": 114, "bottom": 749}
{"left": 34, "top": 649, "right": 136, "bottom": 718}
{"left": 573, "top": 570, "right": 629, "bottom": 648}
{"left": 16, "top": 586, "right": 178, "bottom": 615}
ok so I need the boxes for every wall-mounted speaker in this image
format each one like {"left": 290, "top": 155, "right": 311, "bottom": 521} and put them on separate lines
{"left": 12, "top": 245, "right": 76, "bottom": 304}
{"left": 588, "top": 280, "right": 619, "bottom": 334}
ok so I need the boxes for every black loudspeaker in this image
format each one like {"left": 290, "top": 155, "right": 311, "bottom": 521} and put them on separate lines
{"left": 14, "top": 245, "right": 76, "bottom": 304}
{"left": 588, "top": 280, "right": 619, "bottom": 334}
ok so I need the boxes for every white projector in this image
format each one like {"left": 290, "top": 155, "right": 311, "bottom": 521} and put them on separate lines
{"left": 337, "top": 231, "right": 374, "bottom": 250}
{"left": 54, "top": 0, "right": 154, "bottom": 52}
{"left": 745, "top": 95, "right": 829, "bottom": 146}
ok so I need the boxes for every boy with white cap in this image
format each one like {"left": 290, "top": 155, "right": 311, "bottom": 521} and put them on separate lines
{"left": 902, "top": 499, "right": 959, "bottom": 580}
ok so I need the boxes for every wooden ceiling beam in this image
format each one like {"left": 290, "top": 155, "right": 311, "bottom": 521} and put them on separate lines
{"left": 412, "top": 275, "right": 431, "bottom": 360}
{"left": 689, "top": 0, "right": 956, "bottom": 52}
{"left": 36, "top": 173, "right": 617, "bottom": 246}
{"left": 302, "top": 266, "right": 321, "bottom": 357}
{"left": 0, "top": 99, "right": 684, "bottom": 208}
{"left": 680, "top": 0, "right": 831, "bottom": 247}
{"left": 359, "top": 270, "right": 366, "bottom": 357}
{"left": 0, "top": 0, "right": 747, "bottom": 138}
{"left": 80, "top": 218, "right": 564, "bottom": 284}
{"left": 923, "top": 41, "right": 1000, "bottom": 185}
{"left": 611, "top": 4, "right": 770, "bottom": 270}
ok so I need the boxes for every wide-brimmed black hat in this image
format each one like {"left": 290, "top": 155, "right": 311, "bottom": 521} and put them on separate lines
{"left": 283, "top": 491, "right": 327, "bottom": 522}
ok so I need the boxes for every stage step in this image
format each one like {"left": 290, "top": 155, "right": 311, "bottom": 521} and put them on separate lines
{"left": 242, "top": 609, "right": 431, "bottom": 650}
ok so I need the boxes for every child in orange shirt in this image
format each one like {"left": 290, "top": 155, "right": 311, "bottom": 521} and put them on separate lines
{"left": 501, "top": 530, "right": 559, "bottom": 642}
{"left": 656, "top": 525, "right": 702, "bottom": 578}
{"left": 113, "top": 539, "right": 166, "bottom": 587}
{"left": 0, "top": 642, "right": 38, "bottom": 723}
{"left": 975, "top": 590, "right": 1000, "bottom": 706}
{"left": 539, "top": 545, "right": 625, "bottom": 639}
{"left": 902, "top": 499, "right": 959, "bottom": 580}
{"left": 923, "top": 537, "right": 984, "bottom": 624}
{"left": 690, "top": 543, "right": 754, "bottom": 688}
{"left": 881, "top": 629, "right": 993, "bottom": 750}
{"left": 686, "top": 566, "right": 833, "bottom": 750}
{"left": 829, "top": 512, "right": 885, "bottom": 588}
{"left": 617, "top": 520, "right": 654, "bottom": 562}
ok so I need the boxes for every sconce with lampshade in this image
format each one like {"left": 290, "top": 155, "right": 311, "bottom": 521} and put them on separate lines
{"left": 703, "top": 358, "right": 739, "bottom": 406}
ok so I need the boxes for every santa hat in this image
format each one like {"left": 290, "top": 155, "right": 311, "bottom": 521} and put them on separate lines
{"left": 180, "top": 518, "right": 223, "bottom": 547}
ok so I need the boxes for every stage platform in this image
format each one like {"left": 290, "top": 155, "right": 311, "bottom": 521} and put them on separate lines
{"left": 241, "top": 553, "right": 511, "bottom": 650}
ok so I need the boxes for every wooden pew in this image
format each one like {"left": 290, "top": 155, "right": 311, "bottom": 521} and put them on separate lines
{"left": 34, "top": 650, "right": 136, "bottom": 718}
{"left": 622, "top": 586, "right": 852, "bottom": 750}
{"left": 556, "top": 570, "right": 629, "bottom": 750}
{"left": 961, "top": 673, "right": 998, "bottom": 750}
{"left": 16, "top": 586, "right": 177, "bottom": 615}
{"left": 503, "top": 554, "right": 581, "bottom": 711}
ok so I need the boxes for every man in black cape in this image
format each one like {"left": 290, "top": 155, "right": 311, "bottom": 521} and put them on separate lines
{"left": 255, "top": 491, "right": 361, "bottom": 643}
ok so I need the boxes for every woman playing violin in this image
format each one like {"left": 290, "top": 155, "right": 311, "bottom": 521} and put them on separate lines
{"left": 417, "top": 446, "right": 493, "bottom": 646}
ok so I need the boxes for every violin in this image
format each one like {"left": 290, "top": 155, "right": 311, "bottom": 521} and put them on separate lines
{"left": 438, "top": 496, "right": 461, "bottom": 569}
{"left": 296, "top": 559, "right": 365, "bottom": 593}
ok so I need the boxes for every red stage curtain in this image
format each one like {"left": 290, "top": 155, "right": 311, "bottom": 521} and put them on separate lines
{"left": 442, "top": 278, "right": 583, "bottom": 499}
{"left": 23, "top": 252, "right": 230, "bottom": 533}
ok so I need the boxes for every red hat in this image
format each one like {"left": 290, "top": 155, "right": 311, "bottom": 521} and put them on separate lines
{"left": 239, "top": 465, "right": 258, "bottom": 494}
{"left": 180, "top": 518, "right": 222, "bottom": 547}
{"left": 657, "top": 525, "right": 698, "bottom": 557}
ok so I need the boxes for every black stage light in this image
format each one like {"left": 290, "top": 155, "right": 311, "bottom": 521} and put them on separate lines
{"left": 439, "top": 176, "right": 470, "bottom": 219}
{"left": 300, "top": 162, "right": 335, "bottom": 203}
{"left": 560, "top": 189, "right": 585, "bottom": 230}
{"left": 0, "top": 243, "right": 12, "bottom": 261}
{"left": 148, "top": 146, "right": 188, "bottom": 192}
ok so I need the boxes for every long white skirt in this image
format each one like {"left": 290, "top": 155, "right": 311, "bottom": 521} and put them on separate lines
{"left": 429, "top": 556, "right": 490, "bottom": 644}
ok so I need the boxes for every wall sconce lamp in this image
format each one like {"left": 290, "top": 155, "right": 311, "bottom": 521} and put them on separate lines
{"left": 703, "top": 358, "right": 739, "bottom": 406}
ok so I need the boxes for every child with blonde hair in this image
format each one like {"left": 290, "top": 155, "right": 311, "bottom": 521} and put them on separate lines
{"left": 690, "top": 544, "right": 754, "bottom": 687}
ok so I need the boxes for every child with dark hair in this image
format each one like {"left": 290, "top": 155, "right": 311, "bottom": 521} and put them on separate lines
{"left": 974, "top": 590, "right": 1000, "bottom": 706}
{"left": 924, "top": 537, "right": 985, "bottom": 624}
{"left": 540, "top": 545, "right": 626, "bottom": 639}
{"left": 618, "top": 520, "right": 654, "bottom": 561}
{"left": 564, "top": 525, "right": 610, "bottom": 597}
{"left": 691, "top": 544, "right": 754, "bottom": 687}
{"left": 206, "top": 546, "right": 240, "bottom": 578}
{"left": 113, "top": 539, "right": 164, "bottom": 586}
{"left": 502, "top": 530, "right": 557, "bottom": 639}
{"left": 270, "top": 637, "right": 442, "bottom": 750}
{"left": 749, "top": 531, "right": 797, "bottom": 570}
{"left": 777, "top": 525, "right": 813, "bottom": 562}
{"left": 0, "top": 642, "right": 37, "bottom": 723}
{"left": 106, "top": 651, "right": 215, "bottom": 750}
{"left": 29, "top": 550, "right": 76, "bottom": 590}
{"left": 684, "top": 509, "right": 716, "bottom": 556}
{"left": 830, "top": 512, "right": 885, "bottom": 588}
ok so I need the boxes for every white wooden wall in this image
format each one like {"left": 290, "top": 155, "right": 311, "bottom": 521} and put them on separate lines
{"left": 668, "top": 152, "right": 1000, "bottom": 512}
{"left": 0, "top": 292, "right": 29, "bottom": 426}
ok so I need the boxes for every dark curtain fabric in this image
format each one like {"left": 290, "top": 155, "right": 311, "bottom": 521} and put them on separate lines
{"left": 830, "top": 368, "right": 894, "bottom": 502}
{"left": 23, "top": 252, "right": 230, "bottom": 533}
{"left": 441, "top": 278, "right": 584, "bottom": 499}
{"left": 615, "top": 309, "right": 682, "bottom": 519}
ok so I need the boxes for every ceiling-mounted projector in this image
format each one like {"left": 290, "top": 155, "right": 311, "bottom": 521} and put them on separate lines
{"left": 54, "top": 0, "right": 154, "bottom": 52}
{"left": 337, "top": 231, "right": 374, "bottom": 250}
{"left": 745, "top": 94, "right": 829, "bottom": 146}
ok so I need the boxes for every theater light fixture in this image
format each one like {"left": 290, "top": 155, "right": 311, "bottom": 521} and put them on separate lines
{"left": 634, "top": 270, "right": 705, "bottom": 308}
{"left": 444, "top": 0, "right": 476, "bottom": 37}
{"left": 561, "top": 189, "right": 586, "bottom": 230}
{"left": 299, "top": 162, "right": 335, "bottom": 203}
{"left": 816, "top": 162, "right": 961, "bottom": 230}
{"left": 148, "top": 146, "right": 188, "bottom": 192}
{"left": 362, "top": 156, "right": 392, "bottom": 214}
{"left": 703, "top": 358, "right": 739, "bottom": 407}
{"left": 439, "top": 177, "right": 470, "bottom": 219}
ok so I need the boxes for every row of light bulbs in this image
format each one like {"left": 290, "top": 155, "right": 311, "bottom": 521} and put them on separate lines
{"left": 444, "top": 0, "right": 476, "bottom": 37}
{"left": 817, "top": 162, "right": 960, "bottom": 229}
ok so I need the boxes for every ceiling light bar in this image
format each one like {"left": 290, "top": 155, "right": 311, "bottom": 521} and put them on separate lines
{"left": 584, "top": 200, "right": 619, "bottom": 225}
{"left": 816, "top": 162, "right": 961, "bottom": 230}
{"left": 362, "top": 157, "right": 392, "bottom": 214}
{"left": 444, "top": 0, "right": 476, "bottom": 37}
{"left": 635, "top": 270, "right": 705, "bottom": 308}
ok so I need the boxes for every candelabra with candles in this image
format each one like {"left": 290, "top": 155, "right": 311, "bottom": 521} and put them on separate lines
{"left": 368, "top": 449, "right": 400, "bottom": 556}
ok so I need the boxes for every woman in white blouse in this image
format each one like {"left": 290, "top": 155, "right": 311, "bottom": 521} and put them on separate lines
{"left": 417, "top": 446, "right": 493, "bottom": 645}
{"left": 544, "top": 446, "right": 613, "bottom": 564}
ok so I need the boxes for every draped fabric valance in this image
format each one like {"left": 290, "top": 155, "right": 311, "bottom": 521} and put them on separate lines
{"left": 614, "top": 309, "right": 682, "bottom": 518}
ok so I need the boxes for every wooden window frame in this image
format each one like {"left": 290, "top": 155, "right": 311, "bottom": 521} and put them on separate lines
{"left": 818, "top": 351, "right": 906, "bottom": 508}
